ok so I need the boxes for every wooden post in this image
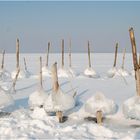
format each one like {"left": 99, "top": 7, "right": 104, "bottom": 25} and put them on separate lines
{"left": 39, "top": 57, "right": 43, "bottom": 89}
{"left": 51, "top": 62, "right": 59, "bottom": 92}
{"left": 12, "top": 67, "right": 20, "bottom": 91}
{"left": 1, "top": 50, "right": 5, "bottom": 69}
{"left": 69, "top": 39, "right": 72, "bottom": 68}
{"left": 121, "top": 48, "right": 126, "bottom": 70}
{"left": 16, "top": 38, "right": 20, "bottom": 69}
{"left": 23, "top": 57, "right": 27, "bottom": 71}
{"left": 88, "top": 41, "right": 91, "bottom": 68}
{"left": 46, "top": 42, "right": 50, "bottom": 67}
{"left": 61, "top": 39, "right": 64, "bottom": 69}
{"left": 129, "top": 27, "right": 140, "bottom": 96}
{"left": 96, "top": 110, "right": 103, "bottom": 125}
{"left": 113, "top": 43, "right": 118, "bottom": 67}
{"left": 56, "top": 111, "right": 63, "bottom": 123}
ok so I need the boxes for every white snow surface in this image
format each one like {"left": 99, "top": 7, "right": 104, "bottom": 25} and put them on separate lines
{"left": 84, "top": 67, "right": 99, "bottom": 78}
{"left": 0, "top": 53, "right": 139, "bottom": 139}
{"left": 11, "top": 69, "right": 32, "bottom": 79}
{"left": 44, "top": 88, "right": 75, "bottom": 112}
{"left": 0, "top": 68, "right": 11, "bottom": 81}
{"left": 123, "top": 96, "right": 140, "bottom": 120}
{"left": 28, "top": 89, "right": 48, "bottom": 109}
{"left": 42, "top": 66, "right": 51, "bottom": 77}
{"left": 84, "top": 92, "right": 117, "bottom": 116}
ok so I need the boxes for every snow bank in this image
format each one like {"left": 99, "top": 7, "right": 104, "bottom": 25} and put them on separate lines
{"left": 123, "top": 96, "right": 140, "bottom": 120}
{"left": 116, "top": 68, "right": 129, "bottom": 77}
{"left": 67, "top": 68, "right": 76, "bottom": 77}
{"left": 107, "top": 67, "right": 117, "bottom": 78}
{"left": 0, "top": 87, "right": 14, "bottom": 109}
{"left": 42, "top": 66, "right": 51, "bottom": 77}
{"left": 44, "top": 89, "right": 75, "bottom": 112}
{"left": 84, "top": 67, "right": 99, "bottom": 78}
{"left": 28, "top": 89, "right": 48, "bottom": 109}
{"left": 85, "top": 92, "right": 117, "bottom": 116}
{"left": 0, "top": 69, "right": 11, "bottom": 81}
{"left": 58, "top": 68, "right": 70, "bottom": 78}
{"left": 11, "top": 69, "right": 32, "bottom": 79}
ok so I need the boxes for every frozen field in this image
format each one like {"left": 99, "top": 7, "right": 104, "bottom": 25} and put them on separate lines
{"left": 0, "top": 53, "right": 139, "bottom": 140}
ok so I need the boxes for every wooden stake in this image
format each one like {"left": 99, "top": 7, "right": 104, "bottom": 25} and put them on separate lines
{"left": 23, "top": 57, "right": 27, "bottom": 71}
{"left": 1, "top": 50, "right": 5, "bottom": 69}
{"left": 46, "top": 42, "right": 50, "bottom": 67}
{"left": 121, "top": 48, "right": 126, "bottom": 70}
{"left": 56, "top": 111, "right": 63, "bottom": 123}
{"left": 51, "top": 62, "right": 59, "bottom": 92}
{"left": 113, "top": 43, "right": 118, "bottom": 67}
{"left": 61, "top": 39, "right": 64, "bottom": 69}
{"left": 12, "top": 67, "right": 20, "bottom": 91}
{"left": 96, "top": 110, "right": 103, "bottom": 125}
{"left": 129, "top": 27, "right": 140, "bottom": 96}
{"left": 39, "top": 57, "right": 43, "bottom": 89}
{"left": 69, "top": 39, "right": 72, "bottom": 68}
{"left": 88, "top": 41, "right": 91, "bottom": 68}
{"left": 16, "top": 38, "right": 20, "bottom": 69}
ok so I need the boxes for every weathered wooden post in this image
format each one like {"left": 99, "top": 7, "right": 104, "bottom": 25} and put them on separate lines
{"left": 129, "top": 27, "right": 140, "bottom": 96}
{"left": 1, "top": 50, "right": 5, "bottom": 69}
{"left": 113, "top": 43, "right": 118, "bottom": 67}
{"left": 46, "top": 42, "right": 50, "bottom": 67}
{"left": 39, "top": 57, "right": 43, "bottom": 89}
{"left": 16, "top": 38, "right": 20, "bottom": 69}
{"left": 51, "top": 62, "right": 63, "bottom": 123}
{"left": 12, "top": 67, "right": 20, "bottom": 91}
{"left": 88, "top": 41, "right": 91, "bottom": 68}
{"left": 121, "top": 48, "right": 126, "bottom": 70}
{"left": 61, "top": 39, "right": 64, "bottom": 69}
{"left": 96, "top": 110, "right": 103, "bottom": 125}
{"left": 23, "top": 57, "right": 27, "bottom": 71}
{"left": 69, "top": 39, "right": 72, "bottom": 68}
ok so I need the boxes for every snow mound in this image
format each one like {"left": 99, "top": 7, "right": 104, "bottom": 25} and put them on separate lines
{"left": 85, "top": 92, "right": 117, "bottom": 115}
{"left": 123, "top": 96, "right": 140, "bottom": 120}
{"left": 30, "top": 107, "right": 47, "bottom": 119}
{"left": 84, "top": 67, "right": 99, "bottom": 78}
{"left": 0, "top": 87, "right": 14, "bottom": 109}
{"left": 44, "top": 89, "right": 75, "bottom": 112}
{"left": 116, "top": 68, "right": 129, "bottom": 77}
{"left": 11, "top": 69, "right": 31, "bottom": 79}
{"left": 0, "top": 69, "right": 11, "bottom": 81}
{"left": 107, "top": 67, "right": 117, "bottom": 78}
{"left": 42, "top": 66, "right": 51, "bottom": 77}
{"left": 58, "top": 68, "right": 70, "bottom": 78}
{"left": 28, "top": 89, "right": 48, "bottom": 109}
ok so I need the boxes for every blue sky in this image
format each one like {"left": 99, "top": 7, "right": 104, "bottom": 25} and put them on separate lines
{"left": 0, "top": 1, "right": 140, "bottom": 53}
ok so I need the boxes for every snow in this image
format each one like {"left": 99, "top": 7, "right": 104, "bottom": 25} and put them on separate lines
{"left": 58, "top": 68, "right": 70, "bottom": 78}
{"left": 28, "top": 89, "right": 48, "bottom": 109}
{"left": 11, "top": 69, "right": 31, "bottom": 79}
{"left": 0, "top": 68, "right": 11, "bottom": 82}
{"left": 117, "top": 68, "right": 129, "bottom": 76}
{"left": 84, "top": 67, "right": 99, "bottom": 78}
{"left": 84, "top": 92, "right": 117, "bottom": 116}
{"left": 0, "top": 87, "right": 14, "bottom": 109}
{"left": 123, "top": 96, "right": 140, "bottom": 120}
{"left": 107, "top": 67, "right": 118, "bottom": 78}
{"left": 44, "top": 88, "right": 75, "bottom": 112}
{"left": 42, "top": 66, "right": 51, "bottom": 77}
{"left": 0, "top": 53, "right": 139, "bottom": 139}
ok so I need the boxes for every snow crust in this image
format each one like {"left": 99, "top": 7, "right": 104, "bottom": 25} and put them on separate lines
{"left": 44, "top": 88, "right": 75, "bottom": 112}
{"left": 0, "top": 69, "right": 11, "bottom": 81}
{"left": 123, "top": 96, "right": 140, "bottom": 120}
{"left": 85, "top": 92, "right": 117, "bottom": 115}
{"left": 84, "top": 67, "right": 99, "bottom": 78}
{"left": 58, "top": 68, "right": 70, "bottom": 78}
{"left": 11, "top": 69, "right": 32, "bottom": 79}
{"left": 42, "top": 66, "right": 51, "bottom": 77}
{"left": 0, "top": 87, "right": 14, "bottom": 109}
{"left": 28, "top": 89, "right": 48, "bottom": 109}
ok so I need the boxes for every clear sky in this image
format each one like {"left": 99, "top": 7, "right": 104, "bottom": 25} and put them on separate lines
{"left": 0, "top": 1, "right": 140, "bottom": 53}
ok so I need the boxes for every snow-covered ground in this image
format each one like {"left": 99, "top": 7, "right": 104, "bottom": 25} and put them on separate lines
{"left": 0, "top": 53, "right": 140, "bottom": 140}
